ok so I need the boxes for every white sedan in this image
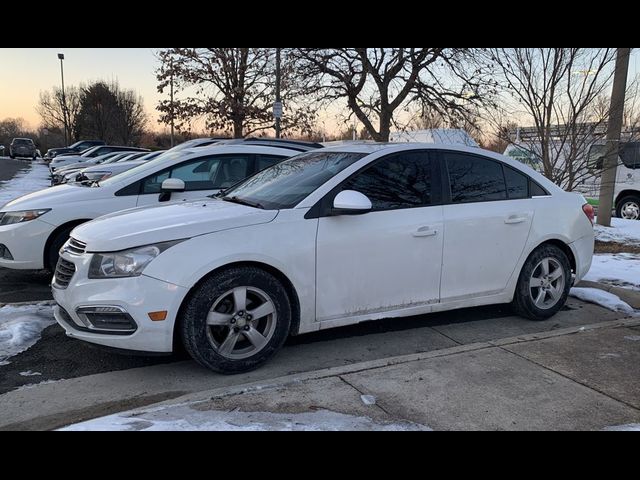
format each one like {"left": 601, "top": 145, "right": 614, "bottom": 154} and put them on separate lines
{"left": 53, "top": 143, "right": 595, "bottom": 373}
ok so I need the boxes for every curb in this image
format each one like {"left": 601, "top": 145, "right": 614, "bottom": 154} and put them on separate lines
{"left": 142, "top": 316, "right": 640, "bottom": 412}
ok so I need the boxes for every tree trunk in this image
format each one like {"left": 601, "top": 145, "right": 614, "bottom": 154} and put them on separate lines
{"left": 233, "top": 119, "right": 244, "bottom": 139}
{"left": 378, "top": 112, "right": 392, "bottom": 142}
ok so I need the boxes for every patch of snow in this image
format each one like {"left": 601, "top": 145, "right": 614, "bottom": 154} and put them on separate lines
{"left": 584, "top": 253, "right": 640, "bottom": 291}
{"left": 360, "top": 395, "right": 377, "bottom": 406}
{"left": 16, "top": 379, "right": 59, "bottom": 390}
{"left": 0, "top": 162, "right": 51, "bottom": 208}
{"left": 60, "top": 405, "right": 430, "bottom": 432}
{"left": 569, "top": 288, "right": 637, "bottom": 316}
{"left": 19, "top": 370, "right": 42, "bottom": 377}
{"left": 0, "top": 303, "right": 55, "bottom": 364}
{"left": 603, "top": 424, "right": 640, "bottom": 431}
{"left": 595, "top": 218, "right": 640, "bottom": 246}
{"left": 624, "top": 335, "right": 640, "bottom": 342}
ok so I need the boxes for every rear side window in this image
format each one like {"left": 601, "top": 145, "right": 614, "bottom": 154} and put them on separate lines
{"left": 446, "top": 153, "right": 507, "bottom": 203}
{"left": 341, "top": 151, "right": 434, "bottom": 211}
{"left": 504, "top": 166, "right": 528, "bottom": 199}
{"left": 257, "top": 155, "right": 285, "bottom": 172}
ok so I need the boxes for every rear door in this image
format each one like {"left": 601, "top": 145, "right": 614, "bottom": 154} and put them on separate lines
{"left": 440, "top": 151, "right": 535, "bottom": 302}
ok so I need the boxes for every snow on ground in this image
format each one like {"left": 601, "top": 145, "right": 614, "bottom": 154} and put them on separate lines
{"left": 603, "top": 424, "right": 640, "bottom": 431}
{"left": 0, "top": 161, "right": 50, "bottom": 208}
{"left": 584, "top": 253, "right": 640, "bottom": 291}
{"left": 61, "top": 404, "right": 430, "bottom": 431}
{"left": 0, "top": 303, "right": 55, "bottom": 365}
{"left": 569, "top": 288, "right": 637, "bottom": 316}
{"left": 595, "top": 218, "right": 640, "bottom": 246}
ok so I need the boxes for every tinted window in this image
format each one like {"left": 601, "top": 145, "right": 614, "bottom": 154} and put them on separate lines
{"left": 504, "top": 166, "right": 528, "bottom": 199}
{"left": 446, "top": 153, "right": 507, "bottom": 203}
{"left": 257, "top": 155, "right": 285, "bottom": 171}
{"left": 621, "top": 143, "right": 640, "bottom": 169}
{"left": 530, "top": 181, "right": 548, "bottom": 197}
{"left": 341, "top": 152, "right": 433, "bottom": 210}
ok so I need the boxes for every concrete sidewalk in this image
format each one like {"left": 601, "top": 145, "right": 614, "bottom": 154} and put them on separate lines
{"left": 70, "top": 317, "right": 640, "bottom": 431}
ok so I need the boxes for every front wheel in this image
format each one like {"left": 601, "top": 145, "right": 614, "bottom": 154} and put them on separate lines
{"left": 181, "top": 266, "right": 292, "bottom": 374}
{"left": 616, "top": 195, "right": 640, "bottom": 221}
{"left": 512, "top": 245, "right": 572, "bottom": 321}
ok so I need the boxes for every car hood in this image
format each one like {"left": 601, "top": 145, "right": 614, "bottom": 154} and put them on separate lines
{"left": 1, "top": 184, "right": 112, "bottom": 212}
{"left": 73, "top": 199, "right": 279, "bottom": 252}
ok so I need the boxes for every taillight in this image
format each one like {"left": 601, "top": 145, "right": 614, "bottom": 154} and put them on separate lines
{"left": 582, "top": 203, "right": 595, "bottom": 226}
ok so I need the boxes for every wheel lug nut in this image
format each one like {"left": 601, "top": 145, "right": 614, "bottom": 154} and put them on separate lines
{"left": 238, "top": 311, "right": 245, "bottom": 317}
{"left": 246, "top": 315, "right": 253, "bottom": 321}
{"left": 244, "top": 326, "right": 250, "bottom": 331}
{"left": 230, "top": 318, "right": 236, "bottom": 324}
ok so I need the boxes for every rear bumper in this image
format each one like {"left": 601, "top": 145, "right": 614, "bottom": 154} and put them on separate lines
{"left": 569, "top": 233, "right": 595, "bottom": 282}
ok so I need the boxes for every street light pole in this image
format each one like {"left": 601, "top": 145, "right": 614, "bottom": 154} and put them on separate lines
{"left": 169, "top": 59, "right": 175, "bottom": 148}
{"left": 274, "top": 48, "right": 282, "bottom": 139}
{"left": 58, "top": 53, "right": 68, "bottom": 145}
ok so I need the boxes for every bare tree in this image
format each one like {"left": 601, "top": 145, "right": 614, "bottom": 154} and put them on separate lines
{"left": 36, "top": 86, "right": 82, "bottom": 142}
{"left": 292, "top": 48, "right": 495, "bottom": 142}
{"left": 156, "top": 48, "right": 314, "bottom": 138}
{"left": 490, "top": 48, "right": 617, "bottom": 190}
{"left": 114, "top": 88, "right": 148, "bottom": 146}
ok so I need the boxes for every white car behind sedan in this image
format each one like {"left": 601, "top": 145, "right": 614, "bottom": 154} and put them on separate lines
{"left": 53, "top": 143, "right": 595, "bottom": 374}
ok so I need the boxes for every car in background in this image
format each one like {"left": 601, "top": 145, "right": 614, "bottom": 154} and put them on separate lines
{"left": 50, "top": 146, "right": 150, "bottom": 172}
{"left": 10, "top": 138, "right": 38, "bottom": 160}
{"left": 50, "top": 151, "right": 131, "bottom": 185}
{"left": 0, "top": 146, "right": 5, "bottom": 157}
{"left": 44, "top": 140, "right": 106, "bottom": 161}
{"left": 0, "top": 139, "right": 320, "bottom": 270}
{"left": 71, "top": 151, "right": 167, "bottom": 185}
{"left": 51, "top": 143, "right": 594, "bottom": 373}
{"left": 171, "top": 138, "right": 231, "bottom": 151}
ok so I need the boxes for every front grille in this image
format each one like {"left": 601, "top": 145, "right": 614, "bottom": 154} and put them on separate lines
{"left": 53, "top": 258, "right": 76, "bottom": 289}
{"left": 66, "top": 238, "right": 87, "bottom": 255}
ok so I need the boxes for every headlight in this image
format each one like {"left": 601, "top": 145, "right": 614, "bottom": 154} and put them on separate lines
{"left": 0, "top": 209, "right": 51, "bottom": 226}
{"left": 88, "top": 240, "right": 185, "bottom": 279}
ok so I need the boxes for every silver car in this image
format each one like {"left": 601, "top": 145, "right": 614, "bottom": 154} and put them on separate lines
{"left": 10, "top": 138, "right": 37, "bottom": 159}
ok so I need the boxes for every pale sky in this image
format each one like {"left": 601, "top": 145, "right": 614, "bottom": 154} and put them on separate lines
{"left": 1, "top": 48, "right": 639, "bottom": 133}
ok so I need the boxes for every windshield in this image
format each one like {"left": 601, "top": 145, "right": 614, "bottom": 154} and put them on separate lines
{"left": 99, "top": 149, "right": 179, "bottom": 187}
{"left": 222, "top": 151, "right": 367, "bottom": 210}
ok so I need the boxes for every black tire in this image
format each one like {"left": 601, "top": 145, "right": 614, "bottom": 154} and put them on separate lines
{"left": 512, "top": 244, "right": 572, "bottom": 321}
{"left": 181, "top": 266, "right": 292, "bottom": 374}
{"left": 10, "top": 155, "right": 15, "bottom": 159}
{"left": 47, "top": 226, "right": 75, "bottom": 271}
{"left": 616, "top": 195, "right": 640, "bottom": 221}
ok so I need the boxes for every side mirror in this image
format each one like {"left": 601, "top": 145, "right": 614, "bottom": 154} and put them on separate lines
{"left": 159, "top": 178, "right": 185, "bottom": 202}
{"left": 332, "top": 190, "right": 372, "bottom": 215}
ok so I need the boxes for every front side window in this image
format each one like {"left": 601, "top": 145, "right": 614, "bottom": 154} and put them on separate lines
{"left": 341, "top": 152, "right": 433, "bottom": 211}
{"left": 621, "top": 142, "right": 640, "bottom": 169}
{"left": 446, "top": 153, "right": 507, "bottom": 203}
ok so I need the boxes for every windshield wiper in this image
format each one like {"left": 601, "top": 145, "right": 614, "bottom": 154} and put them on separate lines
{"left": 222, "top": 196, "right": 264, "bottom": 210}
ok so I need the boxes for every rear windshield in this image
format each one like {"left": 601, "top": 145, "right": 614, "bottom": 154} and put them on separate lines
{"left": 13, "top": 139, "right": 33, "bottom": 145}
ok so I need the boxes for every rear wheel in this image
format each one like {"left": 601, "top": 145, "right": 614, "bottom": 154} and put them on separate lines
{"left": 181, "top": 266, "right": 292, "bottom": 374}
{"left": 616, "top": 195, "right": 640, "bottom": 220}
{"left": 512, "top": 244, "right": 572, "bottom": 321}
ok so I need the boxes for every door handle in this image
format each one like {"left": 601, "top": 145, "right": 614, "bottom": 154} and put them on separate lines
{"left": 505, "top": 215, "right": 528, "bottom": 225}
{"left": 413, "top": 227, "right": 438, "bottom": 237}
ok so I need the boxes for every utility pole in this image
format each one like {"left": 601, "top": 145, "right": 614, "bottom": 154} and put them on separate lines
{"left": 58, "top": 53, "right": 68, "bottom": 145}
{"left": 274, "top": 48, "right": 282, "bottom": 139}
{"left": 169, "top": 59, "right": 175, "bottom": 148}
{"left": 597, "top": 48, "right": 631, "bottom": 227}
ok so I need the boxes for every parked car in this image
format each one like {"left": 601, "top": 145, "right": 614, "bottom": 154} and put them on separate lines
{"left": 50, "top": 152, "right": 135, "bottom": 185}
{"left": 0, "top": 146, "right": 4, "bottom": 156}
{"left": 50, "top": 146, "right": 150, "bottom": 172}
{"left": 44, "top": 140, "right": 106, "bottom": 161}
{"left": 50, "top": 143, "right": 594, "bottom": 374}
{"left": 0, "top": 140, "right": 319, "bottom": 271}
{"left": 9, "top": 138, "right": 38, "bottom": 159}
{"left": 74, "top": 151, "right": 167, "bottom": 184}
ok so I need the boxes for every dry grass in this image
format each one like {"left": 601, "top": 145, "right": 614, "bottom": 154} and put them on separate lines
{"left": 594, "top": 240, "right": 640, "bottom": 255}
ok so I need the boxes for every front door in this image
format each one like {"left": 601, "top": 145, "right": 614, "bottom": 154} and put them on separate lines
{"left": 315, "top": 151, "right": 443, "bottom": 322}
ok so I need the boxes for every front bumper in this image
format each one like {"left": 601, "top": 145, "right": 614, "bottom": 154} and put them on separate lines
{"left": 52, "top": 251, "right": 188, "bottom": 353}
{"left": 0, "top": 219, "right": 54, "bottom": 270}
